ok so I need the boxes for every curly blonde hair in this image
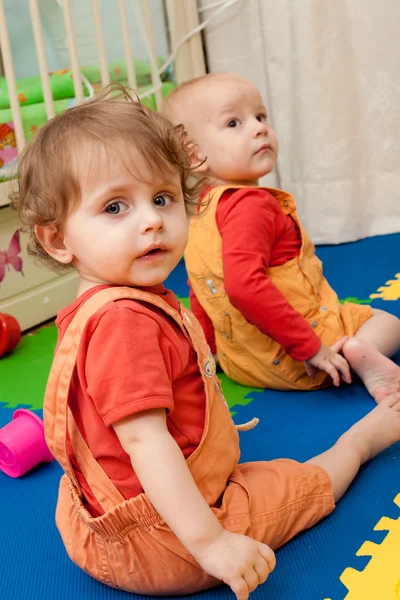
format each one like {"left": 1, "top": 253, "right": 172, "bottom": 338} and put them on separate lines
{"left": 11, "top": 83, "right": 206, "bottom": 272}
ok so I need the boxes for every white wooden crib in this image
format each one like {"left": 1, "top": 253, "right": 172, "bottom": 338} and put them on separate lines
{"left": 0, "top": 0, "right": 206, "bottom": 330}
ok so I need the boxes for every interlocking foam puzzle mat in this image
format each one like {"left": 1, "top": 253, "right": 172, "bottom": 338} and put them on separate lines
{"left": 1, "top": 232, "right": 400, "bottom": 600}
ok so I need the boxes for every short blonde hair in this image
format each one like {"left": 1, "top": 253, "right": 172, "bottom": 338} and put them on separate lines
{"left": 11, "top": 84, "right": 206, "bottom": 271}
{"left": 162, "top": 72, "right": 239, "bottom": 126}
{"left": 162, "top": 74, "right": 211, "bottom": 126}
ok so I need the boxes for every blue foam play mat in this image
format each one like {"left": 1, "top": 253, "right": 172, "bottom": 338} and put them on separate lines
{"left": 1, "top": 232, "right": 400, "bottom": 600}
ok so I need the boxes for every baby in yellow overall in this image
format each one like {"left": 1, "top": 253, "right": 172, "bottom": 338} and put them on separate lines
{"left": 163, "top": 72, "right": 400, "bottom": 399}
{"left": 12, "top": 84, "right": 400, "bottom": 599}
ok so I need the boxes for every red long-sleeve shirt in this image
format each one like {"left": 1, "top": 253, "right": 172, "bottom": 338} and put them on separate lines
{"left": 189, "top": 187, "right": 321, "bottom": 361}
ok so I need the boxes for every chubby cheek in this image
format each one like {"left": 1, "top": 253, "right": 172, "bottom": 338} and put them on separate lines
{"left": 166, "top": 220, "right": 187, "bottom": 260}
{"left": 176, "top": 223, "right": 189, "bottom": 255}
{"left": 270, "top": 132, "right": 279, "bottom": 156}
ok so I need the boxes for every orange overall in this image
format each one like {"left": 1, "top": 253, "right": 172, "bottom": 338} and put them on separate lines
{"left": 44, "top": 287, "right": 334, "bottom": 595}
{"left": 185, "top": 185, "right": 373, "bottom": 390}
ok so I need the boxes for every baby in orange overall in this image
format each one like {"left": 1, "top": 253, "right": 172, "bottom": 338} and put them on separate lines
{"left": 12, "top": 84, "right": 400, "bottom": 599}
{"left": 163, "top": 73, "right": 400, "bottom": 399}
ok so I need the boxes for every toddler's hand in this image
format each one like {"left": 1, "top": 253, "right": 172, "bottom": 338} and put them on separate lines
{"left": 304, "top": 337, "right": 351, "bottom": 386}
{"left": 192, "top": 530, "right": 275, "bottom": 600}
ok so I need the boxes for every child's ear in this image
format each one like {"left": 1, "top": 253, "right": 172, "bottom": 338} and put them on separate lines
{"left": 35, "top": 224, "right": 73, "bottom": 265}
{"left": 186, "top": 141, "right": 208, "bottom": 174}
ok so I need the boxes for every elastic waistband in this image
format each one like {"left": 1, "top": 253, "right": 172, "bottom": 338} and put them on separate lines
{"left": 68, "top": 477, "right": 165, "bottom": 542}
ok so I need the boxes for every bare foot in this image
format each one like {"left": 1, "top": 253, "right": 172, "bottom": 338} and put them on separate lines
{"left": 343, "top": 338, "right": 400, "bottom": 403}
{"left": 340, "top": 392, "right": 400, "bottom": 463}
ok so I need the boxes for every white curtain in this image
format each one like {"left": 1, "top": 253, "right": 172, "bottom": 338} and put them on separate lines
{"left": 200, "top": 0, "right": 400, "bottom": 244}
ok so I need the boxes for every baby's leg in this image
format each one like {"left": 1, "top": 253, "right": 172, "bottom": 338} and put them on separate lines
{"left": 307, "top": 393, "right": 400, "bottom": 502}
{"left": 354, "top": 308, "right": 400, "bottom": 357}
{"left": 343, "top": 338, "right": 400, "bottom": 403}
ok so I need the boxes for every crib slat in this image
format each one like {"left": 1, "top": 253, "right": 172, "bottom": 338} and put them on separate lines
{"left": 29, "top": 0, "right": 55, "bottom": 120}
{"left": 133, "top": 0, "right": 163, "bottom": 108}
{"left": 91, "top": 0, "right": 110, "bottom": 88}
{"left": 0, "top": 0, "right": 26, "bottom": 151}
{"left": 117, "top": 0, "right": 137, "bottom": 91}
{"left": 61, "top": 0, "right": 84, "bottom": 103}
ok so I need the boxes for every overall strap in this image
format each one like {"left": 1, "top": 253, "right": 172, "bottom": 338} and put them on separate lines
{"left": 44, "top": 286, "right": 187, "bottom": 512}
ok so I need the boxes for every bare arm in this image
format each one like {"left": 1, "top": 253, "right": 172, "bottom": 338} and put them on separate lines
{"left": 113, "top": 407, "right": 222, "bottom": 551}
{"left": 113, "top": 408, "right": 275, "bottom": 599}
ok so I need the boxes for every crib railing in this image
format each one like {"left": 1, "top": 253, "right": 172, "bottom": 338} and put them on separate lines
{"left": 0, "top": 0, "right": 206, "bottom": 206}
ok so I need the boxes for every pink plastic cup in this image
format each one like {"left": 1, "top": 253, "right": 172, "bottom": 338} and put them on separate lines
{"left": 0, "top": 409, "right": 54, "bottom": 477}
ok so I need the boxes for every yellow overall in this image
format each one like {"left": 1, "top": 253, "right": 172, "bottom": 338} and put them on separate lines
{"left": 44, "top": 286, "right": 334, "bottom": 594}
{"left": 184, "top": 186, "right": 372, "bottom": 389}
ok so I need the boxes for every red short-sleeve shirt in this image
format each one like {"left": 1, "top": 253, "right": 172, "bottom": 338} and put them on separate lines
{"left": 56, "top": 284, "right": 206, "bottom": 516}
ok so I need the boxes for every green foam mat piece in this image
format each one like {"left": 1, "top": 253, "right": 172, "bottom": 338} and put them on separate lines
{"left": 0, "top": 298, "right": 260, "bottom": 414}
{"left": 218, "top": 372, "right": 258, "bottom": 411}
{"left": 0, "top": 323, "right": 57, "bottom": 409}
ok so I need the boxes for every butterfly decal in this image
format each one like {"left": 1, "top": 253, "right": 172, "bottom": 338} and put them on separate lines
{"left": 0, "top": 229, "right": 24, "bottom": 283}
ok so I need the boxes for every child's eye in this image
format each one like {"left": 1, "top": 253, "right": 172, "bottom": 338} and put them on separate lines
{"left": 256, "top": 113, "right": 267, "bottom": 122}
{"left": 153, "top": 194, "right": 174, "bottom": 207}
{"left": 227, "top": 119, "right": 240, "bottom": 128}
{"left": 105, "top": 201, "right": 127, "bottom": 215}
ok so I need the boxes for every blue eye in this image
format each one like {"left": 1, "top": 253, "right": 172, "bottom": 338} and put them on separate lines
{"left": 153, "top": 194, "right": 173, "bottom": 207}
{"left": 105, "top": 201, "right": 127, "bottom": 215}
